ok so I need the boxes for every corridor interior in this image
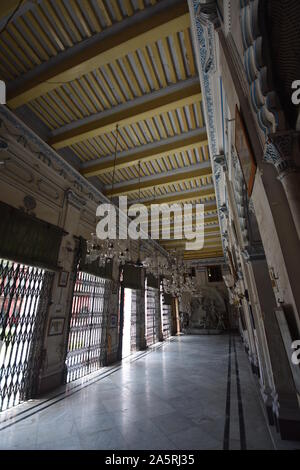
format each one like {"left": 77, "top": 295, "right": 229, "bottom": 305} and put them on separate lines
{"left": 0, "top": 335, "right": 298, "bottom": 451}
{"left": 0, "top": 0, "right": 300, "bottom": 451}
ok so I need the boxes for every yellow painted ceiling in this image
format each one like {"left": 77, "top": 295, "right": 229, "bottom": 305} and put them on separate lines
{"left": 0, "top": 0, "right": 223, "bottom": 261}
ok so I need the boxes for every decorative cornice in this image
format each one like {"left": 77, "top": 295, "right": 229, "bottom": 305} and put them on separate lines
{"left": 223, "top": 0, "right": 232, "bottom": 36}
{"left": 65, "top": 189, "right": 87, "bottom": 210}
{"left": 190, "top": 0, "right": 226, "bottom": 257}
{"left": 0, "top": 109, "right": 101, "bottom": 205}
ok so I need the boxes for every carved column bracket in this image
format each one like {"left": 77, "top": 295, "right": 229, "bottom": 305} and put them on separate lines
{"left": 196, "top": 0, "right": 220, "bottom": 29}
{"left": 264, "top": 132, "right": 299, "bottom": 180}
{"left": 213, "top": 153, "right": 227, "bottom": 172}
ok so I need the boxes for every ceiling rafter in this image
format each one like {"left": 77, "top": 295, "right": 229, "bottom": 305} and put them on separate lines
{"left": 161, "top": 240, "right": 222, "bottom": 249}
{"left": 81, "top": 128, "right": 207, "bottom": 177}
{"left": 7, "top": 1, "right": 190, "bottom": 108}
{"left": 49, "top": 80, "right": 202, "bottom": 149}
{"left": 104, "top": 161, "right": 212, "bottom": 197}
{"left": 131, "top": 185, "right": 216, "bottom": 206}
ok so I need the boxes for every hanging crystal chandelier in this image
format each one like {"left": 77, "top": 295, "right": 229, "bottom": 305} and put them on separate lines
{"left": 161, "top": 250, "right": 197, "bottom": 297}
{"left": 86, "top": 235, "right": 133, "bottom": 267}
{"left": 85, "top": 130, "right": 198, "bottom": 292}
{"left": 143, "top": 251, "right": 196, "bottom": 298}
{"left": 85, "top": 124, "right": 134, "bottom": 267}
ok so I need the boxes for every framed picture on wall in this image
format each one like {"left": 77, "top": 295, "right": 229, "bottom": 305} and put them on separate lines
{"left": 58, "top": 270, "right": 69, "bottom": 287}
{"left": 235, "top": 105, "right": 257, "bottom": 197}
{"left": 48, "top": 317, "right": 65, "bottom": 336}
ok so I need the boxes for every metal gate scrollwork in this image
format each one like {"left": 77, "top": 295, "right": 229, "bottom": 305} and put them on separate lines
{"left": 65, "top": 272, "right": 111, "bottom": 383}
{"left": 146, "top": 287, "right": 159, "bottom": 346}
{"left": 0, "top": 258, "right": 53, "bottom": 412}
{"left": 162, "top": 303, "right": 172, "bottom": 340}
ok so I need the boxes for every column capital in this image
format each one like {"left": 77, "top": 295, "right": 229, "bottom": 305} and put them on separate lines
{"left": 196, "top": 0, "right": 220, "bottom": 28}
{"left": 264, "top": 131, "right": 300, "bottom": 179}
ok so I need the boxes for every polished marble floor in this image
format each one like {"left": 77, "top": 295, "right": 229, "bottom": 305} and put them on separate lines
{"left": 0, "top": 335, "right": 283, "bottom": 450}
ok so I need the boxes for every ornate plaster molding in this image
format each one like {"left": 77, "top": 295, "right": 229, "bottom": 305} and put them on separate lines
{"left": 213, "top": 153, "right": 227, "bottom": 172}
{"left": 263, "top": 132, "right": 299, "bottom": 179}
{"left": 0, "top": 107, "right": 168, "bottom": 258}
{"left": 189, "top": 0, "right": 226, "bottom": 256}
{"left": 223, "top": 0, "right": 232, "bottom": 36}
{"left": 65, "top": 189, "right": 87, "bottom": 210}
{"left": 195, "top": 0, "right": 220, "bottom": 29}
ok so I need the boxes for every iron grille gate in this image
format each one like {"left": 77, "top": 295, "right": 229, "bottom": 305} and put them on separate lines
{"left": 146, "top": 288, "right": 160, "bottom": 346}
{"left": 130, "top": 290, "right": 137, "bottom": 353}
{"left": 162, "top": 303, "right": 172, "bottom": 340}
{"left": 0, "top": 258, "right": 53, "bottom": 412}
{"left": 65, "top": 271, "right": 111, "bottom": 383}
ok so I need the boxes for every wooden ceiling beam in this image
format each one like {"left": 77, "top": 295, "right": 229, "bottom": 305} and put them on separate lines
{"left": 104, "top": 162, "right": 212, "bottom": 197}
{"left": 136, "top": 185, "right": 216, "bottom": 206}
{"left": 0, "top": 1, "right": 21, "bottom": 20}
{"left": 50, "top": 82, "right": 202, "bottom": 149}
{"left": 183, "top": 251, "right": 224, "bottom": 260}
{"left": 7, "top": 1, "right": 190, "bottom": 108}
{"left": 161, "top": 239, "right": 222, "bottom": 248}
{"left": 81, "top": 126, "right": 207, "bottom": 176}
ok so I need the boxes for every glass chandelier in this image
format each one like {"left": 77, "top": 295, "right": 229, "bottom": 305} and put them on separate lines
{"left": 85, "top": 124, "right": 133, "bottom": 267}
{"left": 161, "top": 250, "right": 197, "bottom": 298}
{"left": 85, "top": 128, "right": 197, "bottom": 295}
{"left": 86, "top": 236, "right": 131, "bottom": 267}
{"left": 143, "top": 248, "right": 196, "bottom": 298}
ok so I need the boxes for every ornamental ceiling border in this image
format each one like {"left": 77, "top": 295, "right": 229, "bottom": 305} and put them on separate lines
{"left": 189, "top": 0, "right": 226, "bottom": 258}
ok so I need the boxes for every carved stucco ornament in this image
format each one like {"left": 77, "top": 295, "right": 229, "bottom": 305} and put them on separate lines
{"left": 195, "top": 1, "right": 220, "bottom": 76}
{"left": 19, "top": 195, "right": 37, "bottom": 217}
{"left": 65, "top": 189, "right": 87, "bottom": 210}
{"left": 263, "top": 132, "right": 299, "bottom": 180}
{"left": 196, "top": 0, "right": 220, "bottom": 28}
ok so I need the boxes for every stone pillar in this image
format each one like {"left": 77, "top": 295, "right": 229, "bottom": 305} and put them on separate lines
{"left": 233, "top": 263, "right": 259, "bottom": 370}
{"left": 174, "top": 298, "right": 181, "bottom": 335}
{"left": 241, "top": 255, "right": 277, "bottom": 424}
{"left": 252, "top": 165, "right": 300, "bottom": 332}
{"left": 250, "top": 258, "right": 300, "bottom": 440}
{"left": 240, "top": 294, "right": 259, "bottom": 372}
{"left": 136, "top": 283, "right": 147, "bottom": 351}
{"left": 99, "top": 279, "right": 114, "bottom": 366}
{"left": 38, "top": 190, "right": 86, "bottom": 394}
{"left": 158, "top": 287, "right": 164, "bottom": 342}
{"left": 106, "top": 260, "right": 121, "bottom": 365}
